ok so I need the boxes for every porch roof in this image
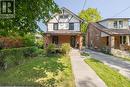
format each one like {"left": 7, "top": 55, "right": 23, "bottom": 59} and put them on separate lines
{"left": 45, "top": 30, "right": 82, "bottom": 35}
{"left": 91, "top": 23, "right": 130, "bottom": 35}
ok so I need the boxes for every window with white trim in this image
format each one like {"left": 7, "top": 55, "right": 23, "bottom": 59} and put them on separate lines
{"left": 120, "top": 36, "right": 126, "bottom": 44}
{"left": 119, "top": 21, "right": 123, "bottom": 28}
{"left": 113, "top": 21, "right": 118, "bottom": 28}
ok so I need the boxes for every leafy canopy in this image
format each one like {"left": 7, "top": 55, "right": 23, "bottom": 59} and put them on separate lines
{"left": 0, "top": 0, "right": 59, "bottom": 36}
{"left": 79, "top": 8, "right": 102, "bottom": 33}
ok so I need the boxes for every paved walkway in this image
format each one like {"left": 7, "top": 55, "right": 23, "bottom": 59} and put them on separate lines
{"left": 70, "top": 49, "right": 107, "bottom": 87}
{"left": 86, "top": 49, "right": 130, "bottom": 79}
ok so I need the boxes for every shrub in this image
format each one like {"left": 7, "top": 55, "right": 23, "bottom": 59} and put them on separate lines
{"left": 22, "top": 34, "right": 35, "bottom": 47}
{"left": 61, "top": 43, "right": 71, "bottom": 55}
{"left": 46, "top": 44, "right": 56, "bottom": 55}
{"left": 0, "top": 46, "right": 38, "bottom": 70}
{"left": 36, "top": 39, "right": 44, "bottom": 49}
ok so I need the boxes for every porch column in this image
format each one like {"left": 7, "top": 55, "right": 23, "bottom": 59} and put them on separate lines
{"left": 126, "top": 35, "right": 130, "bottom": 45}
{"left": 109, "top": 36, "right": 115, "bottom": 48}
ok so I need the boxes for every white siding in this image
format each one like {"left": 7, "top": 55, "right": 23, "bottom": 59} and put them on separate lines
{"left": 59, "top": 23, "right": 69, "bottom": 30}
{"left": 47, "top": 10, "right": 80, "bottom": 31}
{"left": 47, "top": 24, "right": 53, "bottom": 31}
{"left": 74, "top": 23, "right": 80, "bottom": 31}
{"left": 99, "top": 21, "right": 108, "bottom": 28}
{"left": 49, "top": 15, "right": 59, "bottom": 23}
{"left": 99, "top": 19, "right": 129, "bottom": 29}
{"left": 108, "top": 20, "right": 129, "bottom": 29}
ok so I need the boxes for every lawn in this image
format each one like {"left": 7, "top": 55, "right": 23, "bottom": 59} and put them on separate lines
{"left": 0, "top": 55, "right": 75, "bottom": 87}
{"left": 85, "top": 58, "right": 130, "bottom": 87}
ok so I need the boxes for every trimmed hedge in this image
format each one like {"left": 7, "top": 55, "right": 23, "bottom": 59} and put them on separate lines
{"left": 0, "top": 47, "right": 38, "bottom": 70}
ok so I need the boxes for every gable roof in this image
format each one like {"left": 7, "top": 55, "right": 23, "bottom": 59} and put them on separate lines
{"left": 61, "top": 7, "right": 84, "bottom": 22}
{"left": 49, "top": 7, "right": 84, "bottom": 23}
{"left": 90, "top": 22, "right": 130, "bottom": 35}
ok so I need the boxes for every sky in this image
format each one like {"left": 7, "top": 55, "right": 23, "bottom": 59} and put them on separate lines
{"left": 38, "top": 0, "right": 130, "bottom": 31}
{"left": 55, "top": 0, "right": 130, "bottom": 18}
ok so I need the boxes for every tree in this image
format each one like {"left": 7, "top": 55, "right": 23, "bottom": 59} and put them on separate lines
{"left": 79, "top": 8, "right": 102, "bottom": 33}
{"left": 0, "top": 0, "right": 60, "bottom": 36}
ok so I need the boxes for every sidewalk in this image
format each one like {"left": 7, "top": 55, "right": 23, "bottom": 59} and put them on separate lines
{"left": 69, "top": 49, "right": 107, "bottom": 87}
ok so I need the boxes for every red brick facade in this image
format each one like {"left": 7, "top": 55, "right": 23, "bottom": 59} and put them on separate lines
{"left": 45, "top": 34, "right": 82, "bottom": 49}
{"left": 86, "top": 23, "right": 111, "bottom": 51}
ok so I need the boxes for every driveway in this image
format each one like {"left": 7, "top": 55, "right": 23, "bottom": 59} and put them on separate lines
{"left": 86, "top": 49, "right": 130, "bottom": 79}
{"left": 70, "top": 49, "right": 107, "bottom": 87}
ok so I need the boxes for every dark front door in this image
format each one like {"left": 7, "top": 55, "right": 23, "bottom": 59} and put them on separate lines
{"left": 52, "top": 36, "right": 58, "bottom": 44}
{"left": 70, "top": 36, "right": 76, "bottom": 48}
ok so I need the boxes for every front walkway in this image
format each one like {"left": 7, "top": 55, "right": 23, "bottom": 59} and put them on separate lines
{"left": 70, "top": 49, "right": 107, "bottom": 87}
{"left": 86, "top": 49, "right": 130, "bottom": 79}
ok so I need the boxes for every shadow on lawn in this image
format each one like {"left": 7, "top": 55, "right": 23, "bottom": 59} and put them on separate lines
{"left": 30, "top": 55, "right": 67, "bottom": 87}
{"left": 0, "top": 55, "right": 68, "bottom": 87}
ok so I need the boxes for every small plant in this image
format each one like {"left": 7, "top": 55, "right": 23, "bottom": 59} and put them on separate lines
{"left": 46, "top": 44, "right": 56, "bottom": 55}
{"left": 61, "top": 43, "right": 71, "bottom": 55}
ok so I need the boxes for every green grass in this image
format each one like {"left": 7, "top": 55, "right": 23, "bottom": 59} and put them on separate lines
{"left": 85, "top": 58, "right": 130, "bottom": 87}
{"left": 119, "top": 57, "right": 130, "bottom": 62}
{"left": 0, "top": 55, "right": 75, "bottom": 87}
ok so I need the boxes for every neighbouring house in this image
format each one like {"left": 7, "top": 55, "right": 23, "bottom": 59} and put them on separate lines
{"left": 44, "top": 7, "right": 83, "bottom": 49}
{"left": 86, "top": 18, "right": 130, "bottom": 53}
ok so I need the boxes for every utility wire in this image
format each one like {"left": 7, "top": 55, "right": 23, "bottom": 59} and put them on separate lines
{"left": 112, "top": 6, "right": 130, "bottom": 17}
{"left": 82, "top": 0, "right": 87, "bottom": 10}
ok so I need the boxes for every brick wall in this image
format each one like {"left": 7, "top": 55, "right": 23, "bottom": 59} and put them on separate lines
{"left": 86, "top": 24, "right": 111, "bottom": 50}
{"left": 44, "top": 34, "right": 82, "bottom": 49}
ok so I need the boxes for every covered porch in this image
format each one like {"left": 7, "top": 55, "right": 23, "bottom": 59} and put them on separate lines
{"left": 45, "top": 30, "right": 82, "bottom": 49}
{"left": 101, "top": 35, "right": 130, "bottom": 51}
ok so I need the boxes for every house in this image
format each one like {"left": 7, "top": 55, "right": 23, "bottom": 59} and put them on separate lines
{"left": 86, "top": 18, "right": 130, "bottom": 52}
{"left": 45, "top": 7, "right": 83, "bottom": 49}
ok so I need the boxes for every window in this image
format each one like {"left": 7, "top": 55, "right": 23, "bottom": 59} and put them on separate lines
{"left": 106, "top": 36, "right": 109, "bottom": 46}
{"left": 69, "top": 23, "right": 74, "bottom": 30}
{"left": 59, "top": 15, "right": 64, "bottom": 19}
{"left": 53, "top": 23, "right": 58, "bottom": 30}
{"left": 64, "top": 15, "right": 69, "bottom": 18}
{"left": 59, "top": 15, "right": 69, "bottom": 19}
{"left": 120, "top": 36, "right": 126, "bottom": 44}
{"left": 52, "top": 36, "right": 58, "bottom": 44}
{"left": 119, "top": 21, "right": 123, "bottom": 28}
{"left": 113, "top": 21, "right": 118, "bottom": 28}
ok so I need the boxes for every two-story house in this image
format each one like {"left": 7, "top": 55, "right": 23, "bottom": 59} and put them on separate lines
{"left": 86, "top": 18, "right": 130, "bottom": 52}
{"left": 45, "top": 7, "right": 83, "bottom": 49}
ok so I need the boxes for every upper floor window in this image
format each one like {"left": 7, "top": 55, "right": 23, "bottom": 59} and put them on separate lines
{"left": 113, "top": 21, "right": 118, "bottom": 28}
{"left": 69, "top": 23, "right": 74, "bottom": 30}
{"left": 53, "top": 23, "right": 58, "bottom": 30}
{"left": 119, "top": 21, "right": 123, "bottom": 28}
{"left": 113, "top": 21, "right": 123, "bottom": 29}
{"left": 59, "top": 15, "right": 69, "bottom": 19}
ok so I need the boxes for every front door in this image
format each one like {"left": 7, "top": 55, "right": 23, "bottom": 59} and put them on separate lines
{"left": 70, "top": 36, "right": 76, "bottom": 48}
{"left": 52, "top": 36, "right": 58, "bottom": 44}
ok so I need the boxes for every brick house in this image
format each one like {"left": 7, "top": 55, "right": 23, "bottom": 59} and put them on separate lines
{"left": 45, "top": 7, "right": 83, "bottom": 49}
{"left": 86, "top": 18, "right": 130, "bottom": 52}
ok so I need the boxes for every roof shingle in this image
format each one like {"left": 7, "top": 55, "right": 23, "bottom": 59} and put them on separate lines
{"left": 91, "top": 23, "right": 130, "bottom": 35}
